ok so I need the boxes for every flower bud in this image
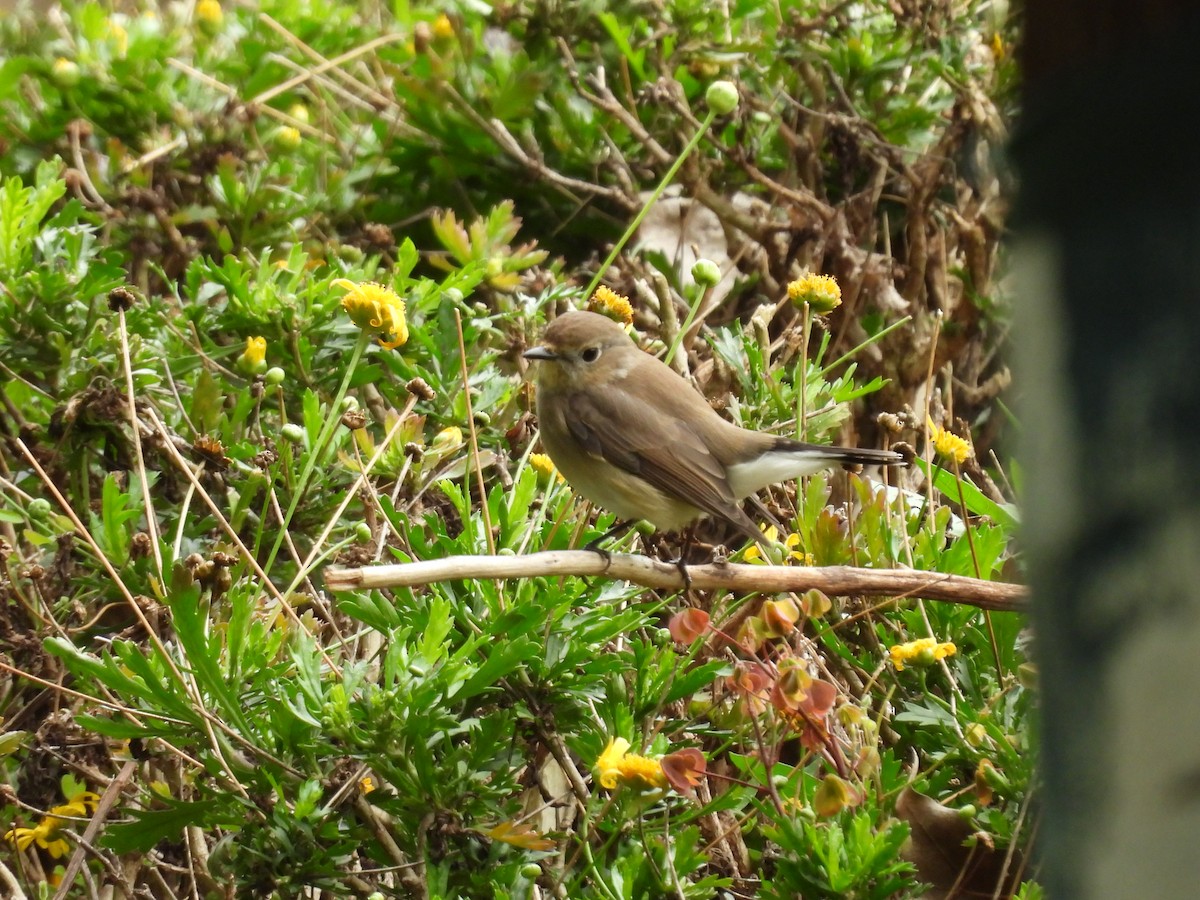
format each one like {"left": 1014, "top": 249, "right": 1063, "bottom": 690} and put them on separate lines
{"left": 691, "top": 258, "right": 721, "bottom": 287}
{"left": 281, "top": 423, "right": 305, "bottom": 444}
{"left": 273, "top": 126, "right": 302, "bottom": 151}
{"left": 196, "top": 0, "right": 224, "bottom": 35}
{"left": 705, "top": 80, "right": 739, "bottom": 115}
{"left": 51, "top": 58, "right": 81, "bottom": 89}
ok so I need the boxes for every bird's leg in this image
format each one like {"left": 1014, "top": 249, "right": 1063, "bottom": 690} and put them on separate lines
{"left": 584, "top": 519, "right": 636, "bottom": 569}
{"left": 667, "top": 529, "right": 694, "bottom": 594}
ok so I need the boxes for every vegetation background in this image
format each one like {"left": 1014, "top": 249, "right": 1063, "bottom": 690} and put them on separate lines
{"left": 0, "top": 0, "right": 1026, "bottom": 896}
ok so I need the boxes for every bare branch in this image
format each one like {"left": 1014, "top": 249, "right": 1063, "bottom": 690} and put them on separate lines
{"left": 325, "top": 551, "right": 1026, "bottom": 613}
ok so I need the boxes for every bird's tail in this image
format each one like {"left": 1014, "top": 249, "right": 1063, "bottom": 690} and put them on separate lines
{"left": 773, "top": 438, "right": 909, "bottom": 469}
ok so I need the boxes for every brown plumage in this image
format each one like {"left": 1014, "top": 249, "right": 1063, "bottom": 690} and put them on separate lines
{"left": 524, "top": 310, "right": 904, "bottom": 543}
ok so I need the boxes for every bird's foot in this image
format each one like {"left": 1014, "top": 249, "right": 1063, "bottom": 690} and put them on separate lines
{"left": 583, "top": 537, "right": 614, "bottom": 572}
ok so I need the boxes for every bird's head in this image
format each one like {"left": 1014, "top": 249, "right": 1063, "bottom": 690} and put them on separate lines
{"left": 523, "top": 310, "right": 638, "bottom": 392}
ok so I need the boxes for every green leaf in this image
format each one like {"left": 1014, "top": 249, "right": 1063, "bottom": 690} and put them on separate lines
{"left": 915, "top": 458, "right": 1019, "bottom": 531}
{"left": 75, "top": 713, "right": 177, "bottom": 740}
{"left": 167, "top": 578, "right": 253, "bottom": 733}
{"left": 45, "top": 637, "right": 167, "bottom": 709}
{"left": 104, "top": 798, "right": 237, "bottom": 854}
{"left": 0, "top": 729, "right": 30, "bottom": 759}
{"left": 0, "top": 160, "right": 67, "bottom": 276}
{"left": 456, "top": 636, "right": 538, "bottom": 700}
{"left": 664, "top": 660, "right": 728, "bottom": 705}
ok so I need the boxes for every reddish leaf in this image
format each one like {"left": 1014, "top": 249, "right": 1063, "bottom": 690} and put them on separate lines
{"left": 668, "top": 608, "right": 710, "bottom": 644}
{"left": 770, "top": 661, "right": 812, "bottom": 711}
{"left": 660, "top": 748, "right": 707, "bottom": 797}
{"left": 761, "top": 597, "right": 800, "bottom": 635}
{"left": 800, "top": 678, "right": 837, "bottom": 717}
{"left": 813, "top": 773, "right": 860, "bottom": 817}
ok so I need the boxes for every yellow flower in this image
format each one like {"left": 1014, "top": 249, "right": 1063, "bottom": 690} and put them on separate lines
{"left": 359, "top": 776, "right": 375, "bottom": 794}
{"left": 588, "top": 286, "right": 634, "bottom": 325}
{"left": 927, "top": 416, "right": 973, "bottom": 464}
{"left": 617, "top": 754, "right": 668, "bottom": 789}
{"left": 430, "top": 427, "right": 464, "bottom": 454}
{"left": 990, "top": 32, "right": 1006, "bottom": 61}
{"left": 5, "top": 816, "right": 75, "bottom": 860}
{"left": 335, "top": 279, "right": 409, "bottom": 350}
{"left": 889, "top": 637, "right": 957, "bottom": 671}
{"left": 529, "top": 452, "right": 564, "bottom": 484}
{"left": 106, "top": 21, "right": 129, "bottom": 55}
{"left": 596, "top": 737, "right": 630, "bottom": 789}
{"left": 273, "top": 126, "right": 302, "bottom": 150}
{"left": 238, "top": 336, "right": 267, "bottom": 372}
{"left": 51, "top": 58, "right": 81, "bottom": 88}
{"left": 288, "top": 103, "right": 310, "bottom": 125}
{"left": 743, "top": 525, "right": 813, "bottom": 565}
{"left": 50, "top": 792, "right": 99, "bottom": 819}
{"left": 594, "top": 737, "right": 667, "bottom": 791}
{"left": 787, "top": 273, "right": 842, "bottom": 313}
{"left": 196, "top": 0, "right": 223, "bottom": 30}
{"left": 432, "top": 13, "right": 455, "bottom": 39}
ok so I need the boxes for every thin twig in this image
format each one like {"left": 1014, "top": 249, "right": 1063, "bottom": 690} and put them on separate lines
{"left": 52, "top": 761, "right": 137, "bottom": 900}
{"left": 454, "top": 309, "right": 495, "bottom": 557}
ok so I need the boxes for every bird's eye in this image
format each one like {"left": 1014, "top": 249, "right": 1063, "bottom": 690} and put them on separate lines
{"left": 581, "top": 346, "right": 601, "bottom": 363}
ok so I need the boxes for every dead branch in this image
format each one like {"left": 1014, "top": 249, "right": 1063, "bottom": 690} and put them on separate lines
{"left": 324, "top": 551, "right": 1026, "bottom": 613}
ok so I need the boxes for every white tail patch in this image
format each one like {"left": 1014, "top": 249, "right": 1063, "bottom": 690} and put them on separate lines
{"left": 726, "top": 449, "right": 851, "bottom": 498}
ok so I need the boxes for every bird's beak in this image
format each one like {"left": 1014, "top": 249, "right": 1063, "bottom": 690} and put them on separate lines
{"left": 523, "top": 345, "right": 558, "bottom": 361}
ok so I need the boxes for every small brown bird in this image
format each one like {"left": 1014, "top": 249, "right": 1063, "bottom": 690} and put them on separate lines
{"left": 524, "top": 310, "right": 905, "bottom": 546}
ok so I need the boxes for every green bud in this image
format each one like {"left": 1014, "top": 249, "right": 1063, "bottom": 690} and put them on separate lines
{"left": 281, "top": 423, "right": 305, "bottom": 444}
{"left": 272, "top": 126, "right": 302, "bottom": 150}
{"left": 915, "top": 646, "right": 938, "bottom": 667}
{"left": 705, "top": 80, "right": 739, "bottom": 115}
{"left": 196, "top": 0, "right": 224, "bottom": 36}
{"left": 28, "top": 497, "right": 53, "bottom": 517}
{"left": 340, "top": 395, "right": 359, "bottom": 411}
{"left": 977, "top": 758, "right": 1011, "bottom": 794}
{"left": 355, "top": 522, "right": 372, "bottom": 543}
{"left": 264, "top": 366, "right": 285, "bottom": 385}
{"left": 51, "top": 58, "right": 81, "bottom": 89}
{"left": 520, "top": 863, "right": 542, "bottom": 879}
{"left": 691, "top": 258, "right": 721, "bottom": 287}
{"left": 444, "top": 288, "right": 464, "bottom": 304}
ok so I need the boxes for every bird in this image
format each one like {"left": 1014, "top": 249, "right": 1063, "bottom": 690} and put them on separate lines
{"left": 523, "top": 310, "right": 906, "bottom": 547}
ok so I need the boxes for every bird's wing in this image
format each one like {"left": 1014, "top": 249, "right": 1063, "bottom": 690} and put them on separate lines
{"left": 564, "top": 386, "right": 761, "bottom": 539}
